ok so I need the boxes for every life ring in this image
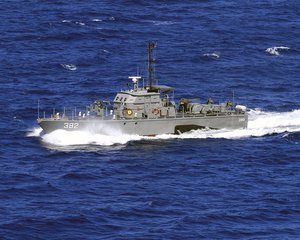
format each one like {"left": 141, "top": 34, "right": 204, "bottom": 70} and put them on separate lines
{"left": 127, "top": 109, "right": 133, "bottom": 115}
{"left": 152, "top": 108, "right": 160, "bottom": 115}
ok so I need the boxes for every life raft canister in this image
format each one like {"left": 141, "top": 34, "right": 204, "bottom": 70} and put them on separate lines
{"left": 152, "top": 108, "right": 160, "bottom": 115}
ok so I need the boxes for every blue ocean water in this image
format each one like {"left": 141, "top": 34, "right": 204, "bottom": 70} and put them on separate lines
{"left": 1, "top": 1, "right": 300, "bottom": 239}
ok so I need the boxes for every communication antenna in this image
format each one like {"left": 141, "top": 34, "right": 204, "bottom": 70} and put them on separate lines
{"left": 148, "top": 41, "right": 156, "bottom": 90}
{"left": 37, "top": 99, "right": 40, "bottom": 119}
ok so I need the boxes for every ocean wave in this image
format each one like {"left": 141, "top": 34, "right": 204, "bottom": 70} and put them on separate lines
{"left": 203, "top": 52, "right": 220, "bottom": 59}
{"left": 27, "top": 127, "right": 43, "bottom": 137}
{"left": 92, "top": 18, "right": 102, "bottom": 22}
{"left": 265, "top": 46, "right": 290, "bottom": 56}
{"left": 61, "top": 172, "right": 98, "bottom": 180}
{"left": 75, "top": 21, "right": 86, "bottom": 26}
{"left": 29, "top": 109, "right": 300, "bottom": 147}
{"left": 61, "top": 20, "right": 88, "bottom": 26}
{"left": 60, "top": 64, "right": 77, "bottom": 71}
{"left": 283, "top": 132, "right": 300, "bottom": 144}
{"left": 152, "top": 20, "right": 177, "bottom": 26}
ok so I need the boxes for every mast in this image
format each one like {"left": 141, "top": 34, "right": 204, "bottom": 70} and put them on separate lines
{"left": 148, "top": 41, "right": 156, "bottom": 90}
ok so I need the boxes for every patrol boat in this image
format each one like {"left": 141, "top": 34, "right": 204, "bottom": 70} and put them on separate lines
{"left": 38, "top": 42, "right": 248, "bottom": 135}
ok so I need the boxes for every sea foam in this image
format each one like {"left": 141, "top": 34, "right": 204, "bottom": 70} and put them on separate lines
{"left": 60, "top": 64, "right": 77, "bottom": 71}
{"left": 266, "top": 46, "right": 290, "bottom": 56}
{"left": 203, "top": 52, "right": 220, "bottom": 59}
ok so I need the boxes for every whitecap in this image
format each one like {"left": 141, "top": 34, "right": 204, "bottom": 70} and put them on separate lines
{"left": 13, "top": 116, "right": 24, "bottom": 123}
{"left": 27, "top": 127, "right": 43, "bottom": 137}
{"left": 62, "top": 20, "right": 71, "bottom": 23}
{"left": 203, "top": 52, "right": 220, "bottom": 59}
{"left": 109, "top": 17, "right": 115, "bottom": 21}
{"left": 266, "top": 46, "right": 290, "bottom": 56}
{"left": 60, "top": 64, "right": 77, "bottom": 71}
{"left": 152, "top": 20, "right": 176, "bottom": 26}
{"left": 92, "top": 19, "right": 102, "bottom": 22}
{"left": 75, "top": 21, "right": 85, "bottom": 26}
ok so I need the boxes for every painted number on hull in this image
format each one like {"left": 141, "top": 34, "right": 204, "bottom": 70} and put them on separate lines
{"left": 64, "top": 123, "right": 79, "bottom": 129}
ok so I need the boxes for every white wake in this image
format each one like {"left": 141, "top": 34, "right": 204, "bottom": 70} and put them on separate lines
{"left": 28, "top": 109, "right": 300, "bottom": 146}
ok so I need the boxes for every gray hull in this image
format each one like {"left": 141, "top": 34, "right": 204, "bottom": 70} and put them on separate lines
{"left": 38, "top": 114, "right": 248, "bottom": 135}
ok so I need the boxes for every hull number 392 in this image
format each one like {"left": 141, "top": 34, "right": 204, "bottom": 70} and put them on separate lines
{"left": 64, "top": 123, "right": 79, "bottom": 129}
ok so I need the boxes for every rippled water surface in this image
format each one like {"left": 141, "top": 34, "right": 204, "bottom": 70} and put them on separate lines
{"left": 1, "top": 1, "right": 300, "bottom": 239}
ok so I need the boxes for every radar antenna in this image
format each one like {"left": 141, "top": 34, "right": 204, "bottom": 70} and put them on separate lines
{"left": 129, "top": 76, "right": 141, "bottom": 92}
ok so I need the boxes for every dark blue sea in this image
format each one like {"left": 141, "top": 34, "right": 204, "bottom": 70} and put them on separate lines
{"left": 1, "top": 1, "right": 300, "bottom": 239}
